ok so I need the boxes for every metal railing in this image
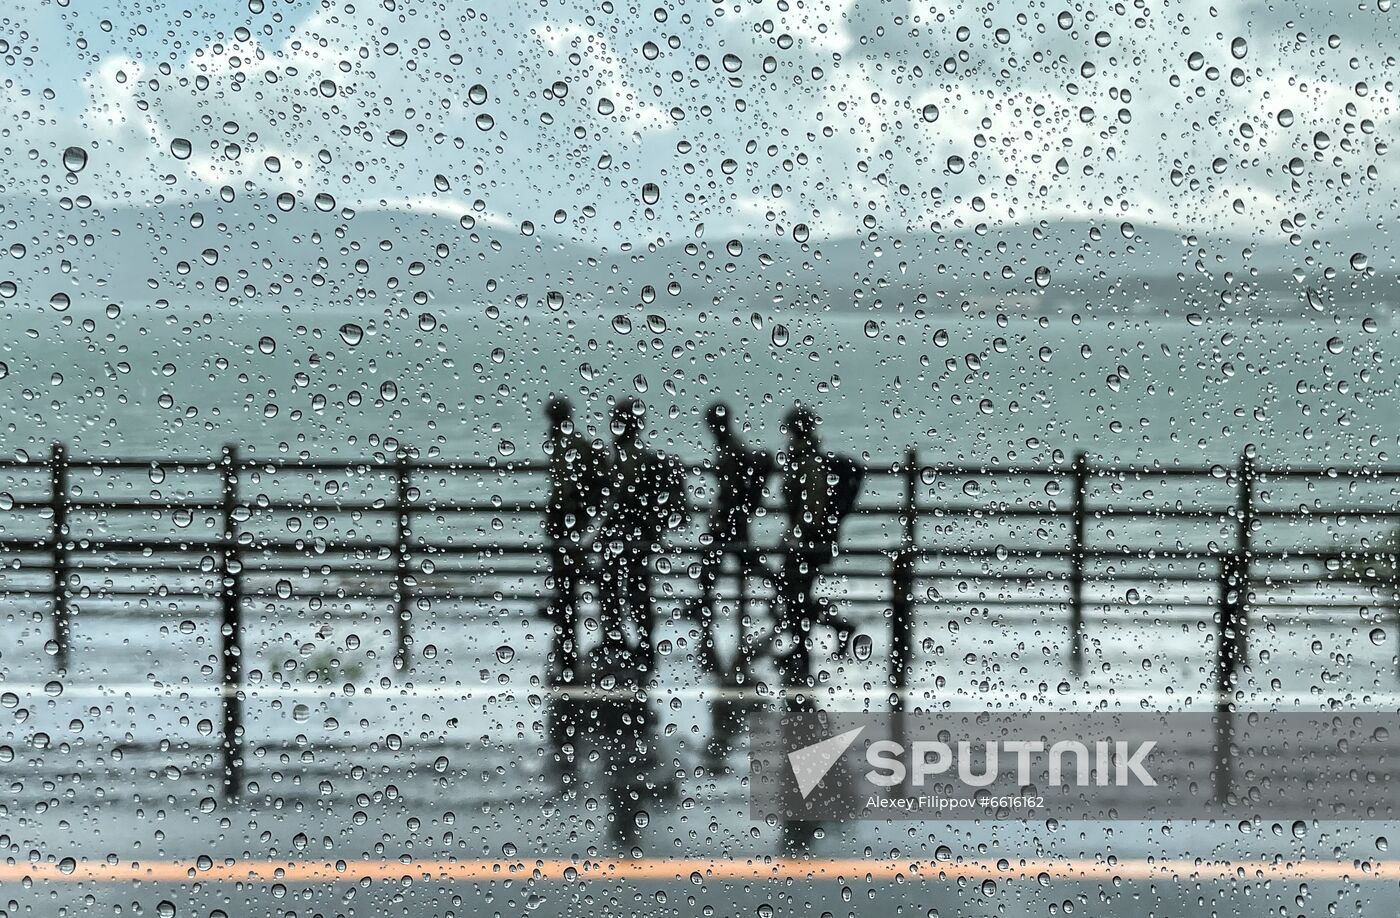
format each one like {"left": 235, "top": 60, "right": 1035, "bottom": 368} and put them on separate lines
{"left": 1, "top": 444, "right": 1398, "bottom": 798}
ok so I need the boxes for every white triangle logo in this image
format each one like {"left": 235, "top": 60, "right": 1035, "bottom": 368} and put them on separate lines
{"left": 787, "top": 726, "right": 865, "bottom": 799}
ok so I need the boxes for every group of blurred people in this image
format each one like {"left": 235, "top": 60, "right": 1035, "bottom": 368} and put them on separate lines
{"left": 542, "top": 396, "right": 863, "bottom": 689}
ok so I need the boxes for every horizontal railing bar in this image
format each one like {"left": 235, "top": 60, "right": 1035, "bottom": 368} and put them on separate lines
{"left": 1, "top": 590, "right": 1380, "bottom": 604}
{"left": 0, "top": 502, "right": 1170, "bottom": 517}
{"left": 3, "top": 454, "right": 1400, "bottom": 478}
{"left": 22, "top": 595, "right": 1384, "bottom": 613}
{"left": 5, "top": 500, "right": 1399, "bottom": 519}
{"left": 4, "top": 578, "right": 1383, "bottom": 596}
{"left": 6, "top": 538, "right": 1390, "bottom": 562}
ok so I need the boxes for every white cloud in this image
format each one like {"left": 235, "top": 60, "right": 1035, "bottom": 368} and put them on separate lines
{"left": 3, "top": 0, "right": 1396, "bottom": 255}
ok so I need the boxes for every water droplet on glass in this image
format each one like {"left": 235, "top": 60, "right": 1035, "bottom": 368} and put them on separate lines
{"left": 62, "top": 147, "right": 88, "bottom": 173}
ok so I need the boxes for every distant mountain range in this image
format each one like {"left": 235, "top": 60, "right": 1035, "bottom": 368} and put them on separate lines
{"left": 1, "top": 198, "right": 1391, "bottom": 315}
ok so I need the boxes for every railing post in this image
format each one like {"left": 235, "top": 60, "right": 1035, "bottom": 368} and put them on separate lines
{"left": 50, "top": 443, "right": 70, "bottom": 672}
{"left": 1068, "top": 452, "right": 1088, "bottom": 673}
{"left": 1215, "top": 449, "right": 1254, "bottom": 804}
{"left": 1218, "top": 451, "right": 1254, "bottom": 689}
{"left": 393, "top": 448, "right": 411, "bottom": 671}
{"left": 219, "top": 445, "right": 243, "bottom": 802}
{"left": 734, "top": 547, "right": 752, "bottom": 680}
{"left": 890, "top": 449, "right": 917, "bottom": 706}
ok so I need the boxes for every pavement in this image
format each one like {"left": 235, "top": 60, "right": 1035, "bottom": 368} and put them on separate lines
{"left": 1, "top": 585, "right": 1398, "bottom": 915}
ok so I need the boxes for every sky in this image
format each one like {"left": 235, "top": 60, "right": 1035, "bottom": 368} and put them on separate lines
{"left": 0, "top": 0, "right": 1394, "bottom": 469}
{"left": 0, "top": 0, "right": 1396, "bottom": 254}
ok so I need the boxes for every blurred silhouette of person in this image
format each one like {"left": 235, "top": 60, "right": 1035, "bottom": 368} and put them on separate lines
{"left": 594, "top": 398, "right": 689, "bottom": 678}
{"left": 773, "top": 404, "right": 863, "bottom": 691}
{"left": 543, "top": 395, "right": 608, "bottom": 683}
{"left": 691, "top": 402, "right": 773, "bottom": 678}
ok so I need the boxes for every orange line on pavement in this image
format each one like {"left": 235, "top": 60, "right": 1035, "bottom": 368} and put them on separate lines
{"left": 0, "top": 858, "right": 1390, "bottom": 885}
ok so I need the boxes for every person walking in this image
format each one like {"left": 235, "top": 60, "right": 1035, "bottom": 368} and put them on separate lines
{"left": 773, "top": 404, "right": 863, "bottom": 692}
{"left": 542, "top": 396, "right": 608, "bottom": 683}
{"left": 691, "top": 403, "right": 773, "bottom": 677}
{"left": 594, "top": 398, "right": 689, "bottom": 678}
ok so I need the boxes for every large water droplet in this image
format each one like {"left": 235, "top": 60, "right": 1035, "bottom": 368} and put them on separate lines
{"left": 62, "top": 146, "right": 88, "bottom": 173}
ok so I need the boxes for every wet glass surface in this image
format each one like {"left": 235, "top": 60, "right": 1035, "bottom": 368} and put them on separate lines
{"left": 0, "top": 0, "right": 1398, "bottom": 915}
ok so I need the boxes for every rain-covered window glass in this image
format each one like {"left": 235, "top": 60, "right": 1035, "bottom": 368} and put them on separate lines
{"left": 1, "top": 0, "right": 1397, "bottom": 914}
